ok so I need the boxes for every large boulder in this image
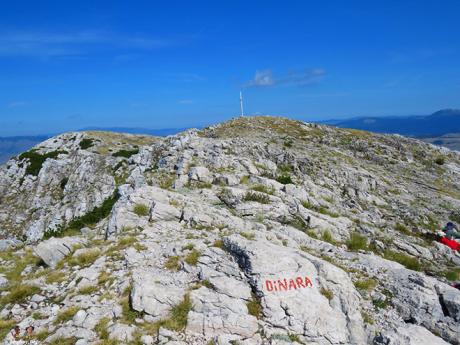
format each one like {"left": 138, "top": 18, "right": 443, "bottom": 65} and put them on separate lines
{"left": 34, "top": 236, "right": 86, "bottom": 268}
{"left": 131, "top": 270, "right": 185, "bottom": 320}
{"left": 223, "top": 234, "right": 366, "bottom": 344}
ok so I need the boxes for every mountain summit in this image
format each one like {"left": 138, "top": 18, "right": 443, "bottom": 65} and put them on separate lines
{"left": 0, "top": 117, "right": 459, "bottom": 344}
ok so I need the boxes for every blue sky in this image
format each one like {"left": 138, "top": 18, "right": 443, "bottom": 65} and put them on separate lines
{"left": 0, "top": 1, "right": 459, "bottom": 136}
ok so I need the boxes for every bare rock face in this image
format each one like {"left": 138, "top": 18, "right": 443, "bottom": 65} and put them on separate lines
{"left": 0, "top": 117, "right": 459, "bottom": 344}
{"left": 224, "top": 235, "right": 366, "bottom": 344}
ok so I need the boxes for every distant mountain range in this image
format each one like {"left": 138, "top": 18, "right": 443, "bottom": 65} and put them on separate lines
{"left": 1, "top": 109, "right": 459, "bottom": 164}
{"left": 326, "top": 109, "right": 460, "bottom": 137}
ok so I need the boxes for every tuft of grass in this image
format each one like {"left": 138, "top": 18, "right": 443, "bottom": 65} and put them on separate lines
{"left": 383, "top": 250, "right": 421, "bottom": 271}
{"left": 301, "top": 200, "right": 339, "bottom": 218}
{"left": 182, "top": 243, "right": 194, "bottom": 251}
{"left": 0, "top": 319, "right": 16, "bottom": 340}
{"left": 112, "top": 148, "right": 139, "bottom": 158}
{"left": 320, "top": 287, "right": 333, "bottom": 301}
{"left": 240, "top": 232, "right": 255, "bottom": 240}
{"left": 395, "top": 223, "right": 411, "bottom": 235}
{"left": 362, "top": 311, "right": 374, "bottom": 324}
{"left": 354, "top": 279, "right": 377, "bottom": 292}
{"left": 212, "top": 239, "right": 224, "bottom": 249}
{"left": 373, "top": 298, "right": 389, "bottom": 310}
{"left": 54, "top": 306, "right": 80, "bottom": 325}
{"left": 157, "top": 294, "right": 192, "bottom": 331}
{"left": 19, "top": 149, "right": 68, "bottom": 176}
{"left": 250, "top": 184, "right": 274, "bottom": 195}
{"left": 78, "top": 285, "right": 98, "bottom": 295}
{"left": 184, "top": 250, "right": 201, "bottom": 266}
{"left": 321, "top": 230, "right": 335, "bottom": 244}
{"left": 132, "top": 203, "right": 149, "bottom": 217}
{"left": 79, "top": 138, "right": 94, "bottom": 150}
{"left": 120, "top": 296, "right": 141, "bottom": 324}
{"left": 45, "top": 270, "right": 68, "bottom": 284}
{"left": 66, "top": 249, "right": 100, "bottom": 268}
{"left": 444, "top": 268, "right": 460, "bottom": 281}
{"left": 164, "top": 256, "right": 181, "bottom": 271}
{"left": 95, "top": 317, "right": 110, "bottom": 340}
{"left": 346, "top": 232, "right": 368, "bottom": 251}
{"left": 246, "top": 294, "right": 262, "bottom": 319}
{"left": 243, "top": 191, "right": 270, "bottom": 204}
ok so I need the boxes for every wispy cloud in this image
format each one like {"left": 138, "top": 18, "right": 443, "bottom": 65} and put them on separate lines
{"left": 0, "top": 30, "right": 178, "bottom": 58}
{"left": 246, "top": 68, "right": 326, "bottom": 88}
{"left": 7, "top": 101, "right": 26, "bottom": 108}
{"left": 178, "top": 99, "right": 194, "bottom": 104}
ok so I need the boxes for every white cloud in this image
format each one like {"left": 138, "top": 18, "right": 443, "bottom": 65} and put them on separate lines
{"left": 246, "top": 68, "right": 325, "bottom": 88}
{"left": 0, "top": 30, "right": 176, "bottom": 58}
{"left": 7, "top": 101, "right": 26, "bottom": 108}
{"left": 178, "top": 99, "right": 194, "bottom": 104}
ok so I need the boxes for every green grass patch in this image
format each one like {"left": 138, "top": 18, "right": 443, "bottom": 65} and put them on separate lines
{"left": 184, "top": 249, "right": 201, "bottom": 266}
{"left": 94, "top": 317, "right": 110, "bottom": 340}
{"left": 395, "top": 223, "right": 411, "bottom": 235}
{"left": 156, "top": 294, "right": 192, "bottom": 331}
{"left": 0, "top": 319, "right": 16, "bottom": 340}
{"left": 246, "top": 293, "right": 262, "bottom": 319}
{"left": 164, "top": 256, "right": 181, "bottom": 271}
{"left": 346, "top": 232, "right": 368, "bottom": 251}
{"left": 1, "top": 284, "right": 40, "bottom": 306}
{"left": 54, "top": 306, "right": 80, "bottom": 325}
{"left": 354, "top": 278, "right": 377, "bottom": 292}
{"left": 63, "top": 249, "right": 100, "bottom": 268}
{"left": 132, "top": 203, "right": 149, "bottom": 217}
{"left": 444, "top": 268, "right": 460, "bottom": 281}
{"left": 276, "top": 174, "right": 293, "bottom": 185}
{"left": 78, "top": 285, "right": 98, "bottom": 295}
{"left": 383, "top": 250, "right": 421, "bottom": 271}
{"left": 320, "top": 287, "right": 333, "bottom": 300}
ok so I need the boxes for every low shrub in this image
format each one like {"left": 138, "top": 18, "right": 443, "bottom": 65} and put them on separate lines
{"left": 19, "top": 149, "right": 68, "bottom": 176}
{"left": 243, "top": 191, "right": 270, "bottom": 204}
{"left": 79, "top": 138, "right": 94, "bottom": 150}
{"left": 435, "top": 156, "right": 445, "bottom": 165}
{"left": 276, "top": 174, "right": 293, "bottom": 185}
{"left": 112, "top": 148, "right": 139, "bottom": 158}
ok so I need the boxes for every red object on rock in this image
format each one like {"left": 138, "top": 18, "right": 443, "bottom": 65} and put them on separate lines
{"left": 440, "top": 236, "right": 460, "bottom": 251}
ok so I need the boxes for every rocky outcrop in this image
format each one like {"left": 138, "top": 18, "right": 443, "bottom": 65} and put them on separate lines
{"left": 0, "top": 117, "right": 459, "bottom": 345}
